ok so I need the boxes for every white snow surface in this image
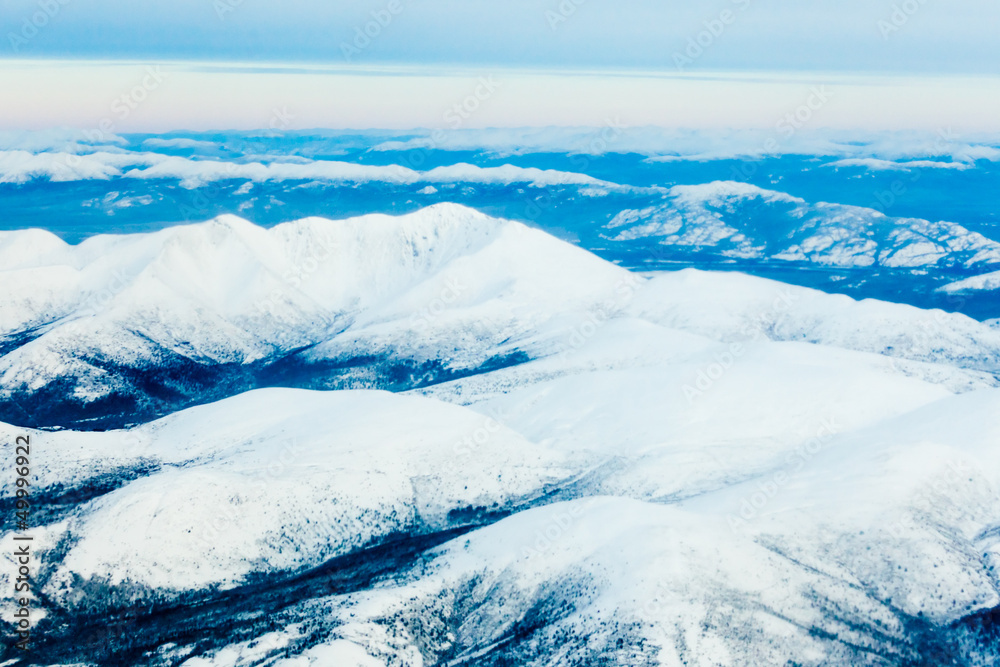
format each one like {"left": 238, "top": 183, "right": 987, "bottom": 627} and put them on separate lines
{"left": 1, "top": 389, "right": 567, "bottom": 599}
{"left": 160, "top": 389, "right": 1000, "bottom": 666}
{"left": 605, "top": 181, "right": 1000, "bottom": 269}
{"left": 939, "top": 269, "right": 1000, "bottom": 294}
{"left": 1, "top": 204, "right": 999, "bottom": 664}
{"left": 2, "top": 204, "right": 999, "bottom": 410}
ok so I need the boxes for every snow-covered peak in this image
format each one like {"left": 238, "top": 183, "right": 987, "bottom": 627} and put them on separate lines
{"left": 0, "top": 205, "right": 633, "bottom": 427}
{"left": 1, "top": 203, "right": 618, "bottom": 329}
{"left": 2, "top": 205, "right": 998, "bottom": 431}
{"left": 669, "top": 180, "right": 805, "bottom": 207}
{"left": 606, "top": 180, "right": 1000, "bottom": 270}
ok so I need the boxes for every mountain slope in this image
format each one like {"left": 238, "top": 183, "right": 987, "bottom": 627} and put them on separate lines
{"left": 0, "top": 204, "right": 630, "bottom": 427}
{"left": 605, "top": 181, "right": 1000, "bottom": 269}
{"left": 2, "top": 205, "right": 999, "bottom": 430}
{"left": 7, "top": 387, "right": 998, "bottom": 665}
{"left": 2, "top": 209, "right": 1000, "bottom": 664}
{"left": 939, "top": 269, "right": 1000, "bottom": 294}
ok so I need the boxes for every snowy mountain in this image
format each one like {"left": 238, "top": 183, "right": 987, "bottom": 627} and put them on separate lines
{"left": 4, "top": 129, "right": 1000, "bottom": 321}
{"left": 1, "top": 204, "right": 1000, "bottom": 665}
{"left": 2, "top": 204, "right": 999, "bottom": 430}
{"left": 0, "top": 204, "right": 630, "bottom": 427}
{"left": 0, "top": 390, "right": 567, "bottom": 608}
{"left": 3, "top": 356, "right": 999, "bottom": 664}
{"left": 605, "top": 181, "right": 1000, "bottom": 270}
{"left": 940, "top": 270, "right": 1000, "bottom": 294}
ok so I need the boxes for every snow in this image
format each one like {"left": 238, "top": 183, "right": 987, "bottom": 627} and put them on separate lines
{"left": 0, "top": 389, "right": 566, "bottom": 602}
{"left": 178, "top": 471, "right": 1000, "bottom": 664}
{"left": 670, "top": 180, "right": 803, "bottom": 207}
{"left": 0, "top": 204, "right": 633, "bottom": 409}
{"left": 626, "top": 269, "right": 1000, "bottom": 375}
{"left": 174, "top": 394, "right": 1000, "bottom": 666}
{"left": 603, "top": 181, "right": 1000, "bottom": 270}
{"left": 2, "top": 203, "right": 1000, "bottom": 663}
{"left": 3, "top": 252, "right": 998, "bottom": 613}
{"left": 273, "top": 640, "right": 387, "bottom": 667}
{"left": 2, "top": 205, "right": 999, "bottom": 427}
{"left": 938, "top": 269, "right": 1000, "bottom": 293}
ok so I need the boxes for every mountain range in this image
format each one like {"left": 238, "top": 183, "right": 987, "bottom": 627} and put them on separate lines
{"left": 2, "top": 205, "right": 999, "bottom": 665}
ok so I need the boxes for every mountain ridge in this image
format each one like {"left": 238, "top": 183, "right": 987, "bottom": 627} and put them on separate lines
{"left": 2, "top": 203, "right": 1000, "bottom": 430}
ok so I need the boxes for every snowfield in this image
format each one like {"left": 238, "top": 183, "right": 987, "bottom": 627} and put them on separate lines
{"left": 0, "top": 204, "right": 998, "bottom": 665}
{"left": 2, "top": 204, "right": 999, "bottom": 430}
{"left": 605, "top": 181, "right": 1000, "bottom": 269}
{"left": 939, "top": 270, "right": 1000, "bottom": 295}
{"left": 0, "top": 390, "right": 568, "bottom": 604}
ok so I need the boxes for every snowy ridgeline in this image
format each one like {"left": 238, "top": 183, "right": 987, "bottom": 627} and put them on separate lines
{"left": 4, "top": 142, "right": 1000, "bottom": 276}
{"left": 1, "top": 204, "right": 1000, "bottom": 430}
{"left": 605, "top": 181, "right": 1000, "bottom": 270}
{"left": 4, "top": 128, "right": 1000, "bottom": 318}
{"left": 0, "top": 204, "right": 999, "bottom": 665}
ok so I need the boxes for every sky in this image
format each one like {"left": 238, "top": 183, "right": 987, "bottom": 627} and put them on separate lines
{"left": 1, "top": 1, "right": 999, "bottom": 131}
{"left": 3, "top": 0, "right": 999, "bottom": 72}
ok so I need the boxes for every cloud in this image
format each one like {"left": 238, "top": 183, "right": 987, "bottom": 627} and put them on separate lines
{"left": 822, "top": 158, "right": 975, "bottom": 171}
{"left": 4, "top": 127, "right": 1000, "bottom": 189}
{"left": 0, "top": 149, "right": 648, "bottom": 192}
{"left": 0, "top": 129, "right": 127, "bottom": 153}
{"left": 0, "top": 150, "right": 152, "bottom": 183}
{"left": 141, "top": 138, "right": 219, "bottom": 150}
{"left": 364, "top": 128, "right": 1000, "bottom": 164}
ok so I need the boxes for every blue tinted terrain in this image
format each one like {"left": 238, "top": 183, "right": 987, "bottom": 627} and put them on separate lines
{"left": 2, "top": 129, "right": 998, "bottom": 319}
{"left": 3, "top": 129, "right": 1000, "bottom": 666}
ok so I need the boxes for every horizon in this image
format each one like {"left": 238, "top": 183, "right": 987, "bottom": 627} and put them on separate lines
{"left": 4, "top": 0, "right": 1000, "bottom": 132}
{"left": 4, "top": 60, "right": 1000, "bottom": 132}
